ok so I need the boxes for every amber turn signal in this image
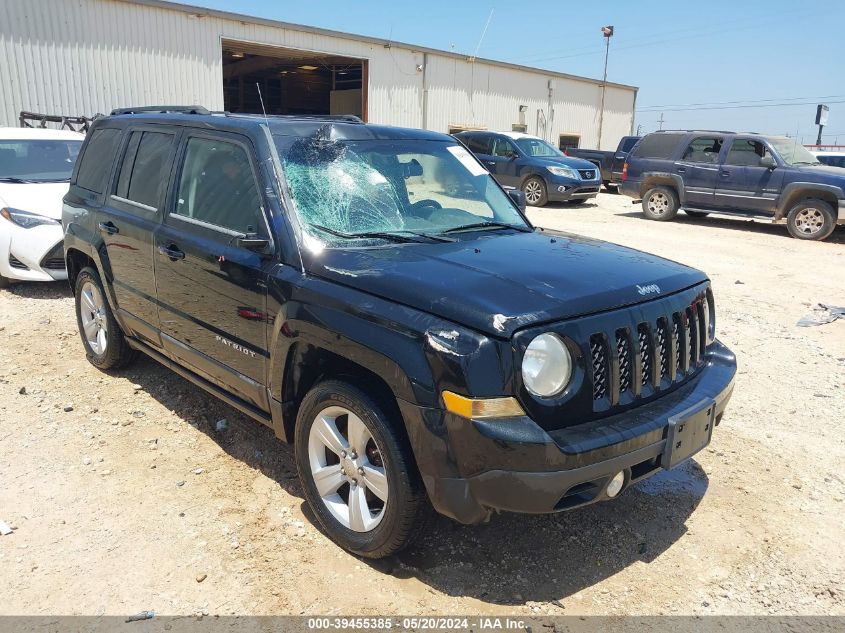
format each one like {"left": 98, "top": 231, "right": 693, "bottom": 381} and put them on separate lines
{"left": 441, "top": 391, "right": 526, "bottom": 419}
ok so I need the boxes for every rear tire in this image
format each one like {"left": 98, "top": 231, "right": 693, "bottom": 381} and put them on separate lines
{"left": 0, "top": 275, "right": 11, "bottom": 289}
{"left": 642, "top": 186, "right": 679, "bottom": 221}
{"left": 684, "top": 210, "right": 710, "bottom": 218}
{"left": 522, "top": 176, "right": 548, "bottom": 207}
{"left": 74, "top": 266, "right": 137, "bottom": 369}
{"left": 786, "top": 199, "right": 836, "bottom": 241}
{"left": 295, "top": 380, "right": 428, "bottom": 558}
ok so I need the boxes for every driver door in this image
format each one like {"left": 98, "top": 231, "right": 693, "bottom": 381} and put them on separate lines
{"left": 485, "top": 136, "right": 520, "bottom": 187}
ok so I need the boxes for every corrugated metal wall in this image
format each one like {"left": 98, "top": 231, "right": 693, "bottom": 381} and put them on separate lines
{"left": 0, "top": 0, "right": 636, "bottom": 149}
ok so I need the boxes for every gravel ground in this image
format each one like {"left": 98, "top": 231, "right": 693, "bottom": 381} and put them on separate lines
{"left": 0, "top": 192, "right": 843, "bottom": 616}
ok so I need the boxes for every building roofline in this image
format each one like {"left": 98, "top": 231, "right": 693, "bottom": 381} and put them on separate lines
{"left": 120, "top": 0, "right": 638, "bottom": 93}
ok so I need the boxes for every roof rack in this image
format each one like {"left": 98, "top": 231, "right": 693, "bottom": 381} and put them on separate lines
{"left": 226, "top": 113, "right": 364, "bottom": 123}
{"left": 655, "top": 129, "right": 736, "bottom": 134}
{"left": 19, "top": 111, "right": 92, "bottom": 133}
{"left": 110, "top": 105, "right": 211, "bottom": 116}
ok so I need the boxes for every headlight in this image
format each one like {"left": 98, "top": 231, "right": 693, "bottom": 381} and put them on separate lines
{"left": 703, "top": 291, "right": 716, "bottom": 344}
{"left": 522, "top": 333, "right": 573, "bottom": 398}
{"left": 547, "top": 166, "right": 579, "bottom": 179}
{"left": 0, "top": 207, "right": 59, "bottom": 229}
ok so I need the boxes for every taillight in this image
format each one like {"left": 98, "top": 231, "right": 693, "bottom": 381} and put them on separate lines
{"left": 622, "top": 162, "right": 629, "bottom": 181}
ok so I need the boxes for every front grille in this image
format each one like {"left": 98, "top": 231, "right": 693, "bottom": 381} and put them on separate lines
{"left": 616, "top": 330, "right": 632, "bottom": 394}
{"left": 578, "top": 169, "right": 597, "bottom": 180}
{"left": 588, "top": 291, "right": 708, "bottom": 409}
{"left": 590, "top": 335, "right": 609, "bottom": 400}
{"left": 8, "top": 254, "right": 28, "bottom": 270}
{"left": 637, "top": 324, "right": 651, "bottom": 386}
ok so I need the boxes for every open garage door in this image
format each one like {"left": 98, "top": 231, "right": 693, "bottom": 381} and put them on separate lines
{"left": 222, "top": 40, "right": 367, "bottom": 120}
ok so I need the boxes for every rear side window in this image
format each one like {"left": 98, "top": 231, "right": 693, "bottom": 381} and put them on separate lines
{"left": 174, "top": 137, "right": 262, "bottom": 234}
{"left": 631, "top": 133, "right": 684, "bottom": 159}
{"left": 115, "top": 131, "right": 175, "bottom": 209}
{"left": 682, "top": 137, "right": 723, "bottom": 164}
{"left": 461, "top": 134, "right": 491, "bottom": 154}
{"left": 75, "top": 128, "right": 121, "bottom": 193}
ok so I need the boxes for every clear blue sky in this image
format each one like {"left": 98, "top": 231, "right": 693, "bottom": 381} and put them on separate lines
{"left": 174, "top": 0, "right": 845, "bottom": 144}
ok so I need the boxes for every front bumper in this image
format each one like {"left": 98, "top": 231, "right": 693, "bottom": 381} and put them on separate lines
{"left": 0, "top": 221, "right": 66, "bottom": 282}
{"left": 546, "top": 174, "right": 601, "bottom": 202}
{"left": 400, "top": 340, "right": 736, "bottom": 524}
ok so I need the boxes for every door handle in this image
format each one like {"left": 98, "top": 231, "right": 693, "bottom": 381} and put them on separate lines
{"left": 98, "top": 221, "right": 119, "bottom": 235}
{"left": 720, "top": 170, "right": 731, "bottom": 177}
{"left": 486, "top": 161, "right": 496, "bottom": 166}
{"left": 676, "top": 167, "right": 687, "bottom": 173}
{"left": 158, "top": 244, "right": 185, "bottom": 261}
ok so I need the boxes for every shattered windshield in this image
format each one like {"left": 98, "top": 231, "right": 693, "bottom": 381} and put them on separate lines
{"left": 275, "top": 127, "right": 528, "bottom": 247}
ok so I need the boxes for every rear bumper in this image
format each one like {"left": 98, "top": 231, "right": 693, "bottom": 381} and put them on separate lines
{"left": 400, "top": 340, "right": 736, "bottom": 524}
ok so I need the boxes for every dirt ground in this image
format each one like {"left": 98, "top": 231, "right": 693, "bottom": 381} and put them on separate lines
{"left": 1, "top": 192, "right": 844, "bottom": 617}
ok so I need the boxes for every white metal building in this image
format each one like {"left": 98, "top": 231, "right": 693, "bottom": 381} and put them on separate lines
{"left": 0, "top": 0, "right": 638, "bottom": 150}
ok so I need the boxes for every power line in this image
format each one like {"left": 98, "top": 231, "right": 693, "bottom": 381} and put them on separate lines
{"left": 513, "top": 10, "right": 813, "bottom": 65}
{"left": 637, "top": 99, "right": 845, "bottom": 113}
{"left": 638, "top": 94, "right": 845, "bottom": 111}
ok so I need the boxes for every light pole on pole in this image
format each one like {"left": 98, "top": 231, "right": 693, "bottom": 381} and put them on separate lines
{"left": 597, "top": 25, "right": 614, "bottom": 150}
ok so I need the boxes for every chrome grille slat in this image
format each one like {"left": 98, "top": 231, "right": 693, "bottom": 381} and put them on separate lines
{"left": 672, "top": 314, "right": 682, "bottom": 373}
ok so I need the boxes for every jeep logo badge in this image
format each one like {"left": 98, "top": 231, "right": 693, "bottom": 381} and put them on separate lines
{"left": 636, "top": 283, "right": 661, "bottom": 296}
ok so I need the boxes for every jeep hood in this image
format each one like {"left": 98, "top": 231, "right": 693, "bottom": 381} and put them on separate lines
{"left": 304, "top": 230, "right": 707, "bottom": 337}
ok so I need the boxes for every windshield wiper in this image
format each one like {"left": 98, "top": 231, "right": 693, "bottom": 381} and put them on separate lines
{"left": 0, "top": 177, "right": 39, "bottom": 184}
{"left": 309, "top": 224, "right": 448, "bottom": 243}
{"left": 440, "top": 221, "right": 531, "bottom": 235}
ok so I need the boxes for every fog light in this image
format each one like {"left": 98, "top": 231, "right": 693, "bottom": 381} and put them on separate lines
{"left": 606, "top": 471, "right": 625, "bottom": 498}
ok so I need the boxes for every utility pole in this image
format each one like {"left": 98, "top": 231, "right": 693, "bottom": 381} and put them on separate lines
{"left": 597, "top": 25, "right": 614, "bottom": 149}
{"left": 658, "top": 112, "right": 665, "bottom": 131}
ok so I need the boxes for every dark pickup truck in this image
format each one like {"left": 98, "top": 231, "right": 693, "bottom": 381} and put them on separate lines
{"left": 566, "top": 135, "right": 640, "bottom": 189}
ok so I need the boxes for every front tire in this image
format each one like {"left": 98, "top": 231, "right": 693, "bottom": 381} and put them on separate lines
{"left": 642, "top": 186, "right": 679, "bottom": 221}
{"left": 522, "top": 176, "right": 548, "bottom": 207}
{"left": 295, "top": 380, "right": 427, "bottom": 558}
{"left": 74, "top": 267, "right": 137, "bottom": 369}
{"left": 786, "top": 199, "right": 836, "bottom": 241}
{"left": 0, "top": 274, "right": 11, "bottom": 289}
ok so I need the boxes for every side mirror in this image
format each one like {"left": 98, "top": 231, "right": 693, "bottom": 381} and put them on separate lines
{"left": 507, "top": 150, "right": 519, "bottom": 160}
{"left": 507, "top": 189, "right": 527, "bottom": 211}
{"left": 760, "top": 155, "right": 776, "bottom": 170}
{"left": 237, "top": 233, "right": 272, "bottom": 255}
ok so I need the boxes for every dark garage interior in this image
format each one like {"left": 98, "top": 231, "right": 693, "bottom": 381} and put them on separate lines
{"left": 222, "top": 41, "right": 366, "bottom": 119}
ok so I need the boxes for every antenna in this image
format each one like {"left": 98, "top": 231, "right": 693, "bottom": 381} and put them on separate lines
{"left": 470, "top": 9, "right": 494, "bottom": 61}
{"left": 256, "top": 83, "right": 269, "bottom": 125}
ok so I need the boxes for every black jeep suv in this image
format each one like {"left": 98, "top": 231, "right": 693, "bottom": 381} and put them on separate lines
{"left": 621, "top": 130, "right": 845, "bottom": 241}
{"left": 63, "top": 107, "right": 736, "bottom": 558}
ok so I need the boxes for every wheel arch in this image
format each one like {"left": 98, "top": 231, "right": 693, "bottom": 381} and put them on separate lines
{"left": 777, "top": 183, "right": 841, "bottom": 220}
{"left": 278, "top": 342, "right": 411, "bottom": 447}
{"left": 64, "top": 247, "right": 96, "bottom": 290}
{"left": 640, "top": 173, "right": 685, "bottom": 203}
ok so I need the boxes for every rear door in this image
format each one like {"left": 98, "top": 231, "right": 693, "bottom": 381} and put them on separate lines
{"left": 99, "top": 126, "right": 179, "bottom": 344}
{"left": 154, "top": 131, "right": 274, "bottom": 411}
{"left": 675, "top": 136, "right": 724, "bottom": 208}
{"left": 715, "top": 138, "right": 784, "bottom": 214}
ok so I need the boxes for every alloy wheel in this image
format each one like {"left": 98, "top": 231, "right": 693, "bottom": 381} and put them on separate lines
{"left": 647, "top": 192, "right": 670, "bottom": 215}
{"left": 523, "top": 180, "right": 543, "bottom": 205}
{"left": 308, "top": 406, "right": 389, "bottom": 532}
{"left": 794, "top": 208, "right": 824, "bottom": 235}
{"left": 79, "top": 281, "right": 108, "bottom": 355}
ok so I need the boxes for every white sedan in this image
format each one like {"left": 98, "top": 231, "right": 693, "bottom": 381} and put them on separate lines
{"left": 0, "top": 127, "right": 84, "bottom": 287}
